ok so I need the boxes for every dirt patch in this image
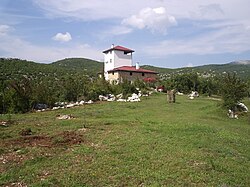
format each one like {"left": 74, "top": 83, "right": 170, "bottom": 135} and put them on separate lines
{"left": 19, "top": 128, "right": 33, "bottom": 136}
{"left": 52, "top": 131, "right": 84, "bottom": 146}
{"left": 0, "top": 151, "right": 30, "bottom": 165}
{"left": 4, "top": 131, "right": 85, "bottom": 149}
{"left": 1, "top": 131, "right": 86, "bottom": 173}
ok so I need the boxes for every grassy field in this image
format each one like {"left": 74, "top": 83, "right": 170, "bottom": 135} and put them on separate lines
{"left": 0, "top": 93, "right": 250, "bottom": 186}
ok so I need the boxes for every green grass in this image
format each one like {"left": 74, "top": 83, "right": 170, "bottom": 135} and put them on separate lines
{"left": 1, "top": 94, "right": 250, "bottom": 186}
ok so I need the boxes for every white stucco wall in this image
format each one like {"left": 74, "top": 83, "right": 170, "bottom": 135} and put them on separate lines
{"left": 114, "top": 50, "right": 132, "bottom": 68}
{"left": 104, "top": 49, "right": 133, "bottom": 80}
{"left": 104, "top": 51, "right": 114, "bottom": 71}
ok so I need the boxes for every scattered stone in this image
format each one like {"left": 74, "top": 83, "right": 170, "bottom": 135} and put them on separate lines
{"left": 188, "top": 91, "right": 199, "bottom": 99}
{"left": 79, "top": 100, "right": 85, "bottom": 105}
{"left": 237, "top": 102, "right": 248, "bottom": 112}
{"left": 227, "top": 109, "right": 238, "bottom": 119}
{"left": 0, "top": 121, "right": 8, "bottom": 127}
{"left": 56, "top": 114, "right": 74, "bottom": 120}
{"left": 177, "top": 92, "right": 184, "bottom": 95}
{"left": 87, "top": 100, "right": 93, "bottom": 104}
{"left": 117, "top": 98, "right": 127, "bottom": 102}
{"left": 127, "top": 93, "right": 140, "bottom": 102}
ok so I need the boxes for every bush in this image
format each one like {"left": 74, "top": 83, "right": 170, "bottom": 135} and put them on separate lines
{"left": 220, "top": 73, "right": 247, "bottom": 111}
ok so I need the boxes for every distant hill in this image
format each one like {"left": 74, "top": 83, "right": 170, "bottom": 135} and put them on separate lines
{"left": 52, "top": 58, "right": 103, "bottom": 76}
{"left": 0, "top": 58, "right": 103, "bottom": 82}
{"left": 142, "top": 60, "right": 250, "bottom": 79}
{"left": 230, "top": 60, "right": 250, "bottom": 65}
{"left": 1, "top": 58, "right": 249, "bottom": 82}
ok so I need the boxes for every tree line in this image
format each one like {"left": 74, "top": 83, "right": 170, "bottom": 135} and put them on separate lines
{"left": 159, "top": 72, "right": 249, "bottom": 111}
{"left": 0, "top": 75, "right": 149, "bottom": 113}
{"left": 0, "top": 71, "right": 249, "bottom": 114}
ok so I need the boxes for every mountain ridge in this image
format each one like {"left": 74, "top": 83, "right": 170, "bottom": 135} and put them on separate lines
{"left": 1, "top": 58, "right": 250, "bottom": 81}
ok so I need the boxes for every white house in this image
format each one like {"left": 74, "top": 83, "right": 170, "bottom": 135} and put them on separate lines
{"left": 103, "top": 45, "right": 157, "bottom": 83}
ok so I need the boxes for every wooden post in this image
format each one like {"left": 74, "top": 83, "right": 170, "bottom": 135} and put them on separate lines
{"left": 167, "top": 89, "right": 176, "bottom": 103}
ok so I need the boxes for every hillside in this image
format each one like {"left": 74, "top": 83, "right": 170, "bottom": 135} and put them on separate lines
{"left": 52, "top": 58, "right": 103, "bottom": 76}
{"left": 0, "top": 58, "right": 63, "bottom": 81}
{"left": 1, "top": 58, "right": 250, "bottom": 82}
{"left": 142, "top": 60, "right": 250, "bottom": 80}
{"left": 0, "top": 58, "right": 103, "bottom": 82}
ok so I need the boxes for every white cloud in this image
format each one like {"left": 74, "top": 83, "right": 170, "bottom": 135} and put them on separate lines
{"left": 0, "top": 25, "right": 12, "bottom": 36}
{"left": 31, "top": 0, "right": 250, "bottom": 26}
{"left": 144, "top": 22, "right": 250, "bottom": 56}
{"left": 52, "top": 32, "right": 72, "bottom": 42}
{"left": 0, "top": 33, "right": 101, "bottom": 63}
{"left": 32, "top": 0, "right": 164, "bottom": 20}
{"left": 108, "top": 26, "right": 133, "bottom": 35}
{"left": 189, "top": 3, "right": 224, "bottom": 20}
{"left": 122, "top": 7, "right": 177, "bottom": 34}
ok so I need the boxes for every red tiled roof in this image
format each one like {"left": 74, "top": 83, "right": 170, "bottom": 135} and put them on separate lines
{"left": 103, "top": 45, "right": 135, "bottom": 53}
{"left": 108, "top": 66, "right": 158, "bottom": 74}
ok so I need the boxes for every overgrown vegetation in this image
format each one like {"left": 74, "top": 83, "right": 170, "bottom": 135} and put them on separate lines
{"left": 1, "top": 58, "right": 250, "bottom": 114}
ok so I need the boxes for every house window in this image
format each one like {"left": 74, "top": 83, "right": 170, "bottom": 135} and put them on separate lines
{"left": 142, "top": 73, "right": 145, "bottom": 76}
{"left": 130, "top": 72, "right": 133, "bottom": 76}
{"left": 110, "top": 59, "right": 112, "bottom": 63}
{"left": 112, "top": 72, "right": 114, "bottom": 75}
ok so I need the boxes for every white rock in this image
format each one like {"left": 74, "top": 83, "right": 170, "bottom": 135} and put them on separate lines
{"left": 66, "top": 103, "right": 75, "bottom": 108}
{"left": 79, "top": 100, "right": 85, "bottom": 105}
{"left": 87, "top": 100, "right": 93, "bottom": 104}
{"left": 117, "top": 99, "right": 127, "bottom": 102}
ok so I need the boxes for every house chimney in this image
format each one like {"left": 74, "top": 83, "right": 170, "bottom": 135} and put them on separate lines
{"left": 136, "top": 62, "right": 140, "bottom": 70}
{"left": 111, "top": 44, "right": 114, "bottom": 48}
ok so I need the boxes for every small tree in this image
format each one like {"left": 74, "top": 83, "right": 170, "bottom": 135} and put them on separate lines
{"left": 9, "top": 77, "right": 33, "bottom": 113}
{"left": 220, "top": 73, "right": 247, "bottom": 111}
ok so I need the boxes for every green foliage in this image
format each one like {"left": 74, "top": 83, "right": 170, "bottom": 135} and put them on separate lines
{"left": 32, "top": 81, "right": 57, "bottom": 107}
{"left": 220, "top": 73, "right": 247, "bottom": 110}
{"left": 116, "top": 80, "right": 138, "bottom": 98}
{"left": 52, "top": 58, "right": 103, "bottom": 77}
{"left": 247, "top": 79, "right": 250, "bottom": 98}
{"left": 1, "top": 58, "right": 249, "bottom": 113}
{"left": 161, "top": 73, "right": 199, "bottom": 94}
{"left": 86, "top": 79, "right": 112, "bottom": 101}
{"left": 142, "top": 61, "right": 250, "bottom": 80}
{"left": 198, "top": 77, "right": 219, "bottom": 96}
{"left": 8, "top": 77, "right": 33, "bottom": 113}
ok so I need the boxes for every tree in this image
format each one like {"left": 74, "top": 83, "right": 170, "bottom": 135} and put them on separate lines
{"left": 220, "top": 73, "right": 247, "bottom": 111}
{"left": 9, "top": 77, "right": 33, "bottom": 113}
{"left": 32, "top": 81, "right": 57, "bottom": 108}
{"left": 198, "top": 77, "right": 218, "bottom": 96}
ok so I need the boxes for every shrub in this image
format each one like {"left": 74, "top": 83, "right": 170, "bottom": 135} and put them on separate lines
{"left": 220, "top": 73, "right": 247, "bottom": 111}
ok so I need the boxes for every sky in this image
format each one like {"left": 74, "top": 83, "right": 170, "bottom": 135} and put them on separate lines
{"left": 0, "top": 0, "right": 250, "bottom": 68}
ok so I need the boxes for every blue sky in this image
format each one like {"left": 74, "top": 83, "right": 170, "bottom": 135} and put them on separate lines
{"left": 0, "top": 0, "right": 250, "bottom": 68}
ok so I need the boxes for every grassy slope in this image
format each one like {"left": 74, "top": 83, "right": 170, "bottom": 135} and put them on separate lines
{"left": 0, "top": 94, "right": 250, "bottom": 186}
